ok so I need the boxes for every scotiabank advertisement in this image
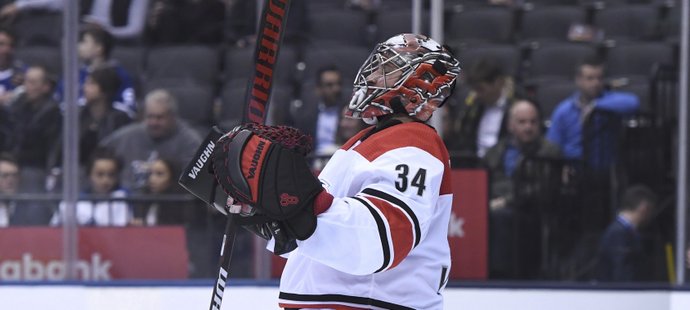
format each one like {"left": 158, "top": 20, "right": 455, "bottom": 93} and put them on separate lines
{"left": 0, "top": 227, "right": 188, "bottom": 280}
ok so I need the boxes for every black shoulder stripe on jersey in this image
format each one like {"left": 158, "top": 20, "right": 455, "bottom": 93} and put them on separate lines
{"left": 279, "top": 292, "right": 415, "bottom": 310}
{"left": 362, "top": 188, "right": 421, "bottom": 248}
{"left": 353, "top": 196, "right": 391, "bottom": 273}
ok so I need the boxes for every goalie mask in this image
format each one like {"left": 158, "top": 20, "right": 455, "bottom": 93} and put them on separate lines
{"left": 346, "top": 33, "right": 461, "bottom": 124}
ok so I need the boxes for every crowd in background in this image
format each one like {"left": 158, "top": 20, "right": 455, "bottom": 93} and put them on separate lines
{"left": 0, "top": 0, "right": 685, "bottom": 281}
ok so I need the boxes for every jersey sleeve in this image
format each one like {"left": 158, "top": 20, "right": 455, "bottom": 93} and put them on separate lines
{"left": 595, "top": 91, "right": 640, "bottom": 115}
{"left": 297, "top": 146, "right": 446, "bottom": 276}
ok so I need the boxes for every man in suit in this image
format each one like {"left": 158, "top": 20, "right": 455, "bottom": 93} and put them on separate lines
{"left": 447, "top": 57, "right": 516, "bottom": 160}
{"left": 596, "top": 185, "right": 657, "bottom": 282}
{"left": 483, "top": 98, "right": 562, "bottom": 279}
{"left": 288, "top": 65, "right": 346, "bottom": 156}
{"left": 0, "top": 152, "right": 53, "bottom": 226}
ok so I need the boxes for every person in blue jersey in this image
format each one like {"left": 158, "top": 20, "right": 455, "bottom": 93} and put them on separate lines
{"left": 546, "top": 55, "right": 639, "bottom": 171}
{"left": 547, "top": 55, "right": 639, "bottom": 235}
{"left": 79, "top": 65, "right": 132, "bottom": 166}
{"left": 56, "top": 23, "right": 137, "bottom": 118}
{"left": 0, "top": 28, "right": 24, "bottom": 107}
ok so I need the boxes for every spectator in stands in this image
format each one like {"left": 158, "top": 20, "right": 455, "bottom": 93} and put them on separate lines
{"left": 0, "top": 27, "right": 24, "bottom": 106}
{"left": 484, "top": 99, "right": 561, "bottom": 211}
{"left": 0, "top": 152, "right": 19, "bottom": 226}
{"left": 79, "top": 65, "right": 131, "bottom": 166}
{"left": 0, "top": 0, "right": 147, "bottom": 41}
{"left": 596, "top": 185, "right": 657, "bottom": 282}
{"left": 8, "top": 65, "right": 61, "bottom": 192}
{"left": 447, "top": 57, "right": 516, "bottom": 160}
{"left": 81, "top": 0, "right": 149, "bottom": 41}
{"left": 0, "top": 0, "right": 62, "bottom": 25}
{"left": 0, "top": 103, "right": 10, "bottom": 152}
{"left": 335, "top": 107, "right": 367, "bottom": 146}
{"left": 131, "top": 157, "right": 188, "bottom": 226}
{"left": 51, "top": 148, "right": 131, "bottom": 226}
{"left": 99, "top": 89, "right": 202, "bottom": 190}
{"left": 56, "top": 24, "right": 136, "bottom": 118}
{"left": 145, "top": 0, "right": 226, "bottom": 45}
{"left": 0, "top": 152, "right": 55, "bottom": 225}
{"left": 483, "top": 98, "right": 561, "bottom": 279}
{"left": 546, "top": 55, "right": 639, "bottom": 169}
{"left": 287, "top": 65, "right": 346, "bottom": 156}
{"left": 547, "top": 55, "right": 639, "bottom": 234}
{"left": 312, "top": 105, "right": 368, "bottom": 171}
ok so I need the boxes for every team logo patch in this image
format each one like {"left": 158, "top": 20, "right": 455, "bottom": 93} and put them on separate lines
{"left": 280, "top": 193, "right": 299, "bottom": 207}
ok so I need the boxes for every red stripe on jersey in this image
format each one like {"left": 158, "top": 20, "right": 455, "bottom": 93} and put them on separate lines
{"left": 440, "top": 164, "right": 452, "bottom": 195}
{"left": 340, "top": 126, "right": 374, "bottom": 150}
{"left": 279, "top": 303, "right": 368, "bottom": 310}
{"left": 354, "top": 122, "right": 452, "bottom": 195}
{"left": 365, "top": 195, "right": 414, "bottom": 270}
{"left": 354, "top": 122, "right": 447, "bottom": 162}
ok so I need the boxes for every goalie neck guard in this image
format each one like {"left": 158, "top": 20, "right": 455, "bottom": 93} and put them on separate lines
{"left": 346, "top": 33, "right": 461, "bottom": 123}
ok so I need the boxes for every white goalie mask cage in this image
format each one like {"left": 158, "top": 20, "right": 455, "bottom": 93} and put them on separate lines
{"left": 346, "top": 33, "right": 461, "bottom": 123}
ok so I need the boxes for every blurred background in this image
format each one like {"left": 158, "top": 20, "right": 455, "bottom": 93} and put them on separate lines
{"left": 0, "top": 0, "right": 688, "bottom": 308}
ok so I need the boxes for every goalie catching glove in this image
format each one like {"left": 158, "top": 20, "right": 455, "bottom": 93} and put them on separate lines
{"left": 212, "top": 123, "right": 333, "bottom": 241}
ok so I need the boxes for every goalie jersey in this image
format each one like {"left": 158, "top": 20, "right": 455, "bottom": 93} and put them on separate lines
{"left": 278, "top": 121, "right": 453, "bottom": 310}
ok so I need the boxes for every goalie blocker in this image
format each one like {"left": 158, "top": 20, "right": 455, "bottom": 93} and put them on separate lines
{"left": 179, "top": 125, "right": 333, "bottom": 254}
{"left": 212, "top": 123, "right": 334, "bottom": 241}
{"left": 178, "top": 126, "right": 227, "bottom": 212}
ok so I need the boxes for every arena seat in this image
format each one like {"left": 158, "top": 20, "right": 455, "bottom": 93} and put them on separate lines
{"left": 13, "top": 11, "right": 62, "bottom": 46}
{"left": 307, "top": 10, "right": 369, "bottom": 46}
{"left": 533, "top": 0, "right": 581, "bottom": 5}
{"left": 15, "top": 45, "right": 62, "bottom": 75}
{"left": 218, "top": 79, "right": 246, "bottom": 126}
{"left": 223, "top": 45, "right": 297, "bottom": 85}
{"left": 375, "top": 9, "right": 428, "bottom": 43}
{"left": 593, "top": 5, "right": 661, "bottom": 41}
{"left": 146, "top": 45, "right": 220, "bottom": 85}
{"left": 302, "top": 45, "right": 370, "bottom": 86}
{"left": 520, "top": 6, "right": 586, "bottom": 44}
{"left": 446, "top": 7, "right": 515, "bottom": 46}
{"left": 526, "top": 42, "right": 598, "bottom": 83}
{"left": 456, "top": 44, "right": 522, "bottom": 77}
{"left": 605, "top": 42, "right": 673, "bottom": 80}
{"left": 305, "top": 0, "right": 346, "bottom": 11}
{"left": 532, "top": 80, "right": 577, "bottom": 121}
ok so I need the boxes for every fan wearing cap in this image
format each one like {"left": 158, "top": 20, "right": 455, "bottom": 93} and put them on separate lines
{"left": 211, "top": 34, "right": 460, "bottom": 310}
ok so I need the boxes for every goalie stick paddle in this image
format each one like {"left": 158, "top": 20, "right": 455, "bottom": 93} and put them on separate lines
{"left": 211, "top": 0, "right": 291, "bottom": 309}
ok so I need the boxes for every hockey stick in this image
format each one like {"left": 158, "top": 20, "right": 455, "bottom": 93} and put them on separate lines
{"left": 179, "top": 1, "right": 292, "bottom": 309}
{"left": 212, "top": 0, "right": 292, "bottom": 308}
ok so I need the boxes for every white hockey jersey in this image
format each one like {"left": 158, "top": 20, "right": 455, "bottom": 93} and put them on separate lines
{"left": 278, "top": 121, "right": 453, "bottom": 310}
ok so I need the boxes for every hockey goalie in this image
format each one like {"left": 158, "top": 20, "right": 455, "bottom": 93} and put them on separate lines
{"left": 206, "top": 33, "right": 460, "bottom": 309}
